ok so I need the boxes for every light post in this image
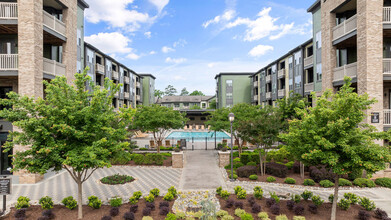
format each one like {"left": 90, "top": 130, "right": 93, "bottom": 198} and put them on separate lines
{"left": 228, "top": 112, "right": 235, "bottom": 181}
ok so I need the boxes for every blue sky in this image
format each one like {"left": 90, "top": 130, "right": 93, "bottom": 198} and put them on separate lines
{"left": 84, "top": 0, "right": 314, "bottom": 95}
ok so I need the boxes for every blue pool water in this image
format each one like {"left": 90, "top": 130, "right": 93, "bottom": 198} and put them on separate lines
{"left": 166, "top": 131, "right": 230, "bottom": 141}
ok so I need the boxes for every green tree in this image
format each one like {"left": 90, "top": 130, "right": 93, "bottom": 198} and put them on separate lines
{"left": 206, "top": 103, "right": 260, "bottom": 155}
{"left": 180, "top": 87, "right": 189, "bottom": 96}
{"left": 208, "top": 99, "right": 217, "bottom": 109}
{"left": 237, "top": 106, "right": 283, "bottom": 175}
{"left": 165, "top": 85, "right": 177, "bottom": 96}
{"left": 189, "top": 90, "right": 205, "bottom": 96}
{"left": 0, "top": 70, "right": 134, "bottom": 219}
{"left": 280, "top": 78, "right": 391, "bottom": 220}
{"left": 132, "top": 105, "right": 187, "bottom": 153}
{"left": 190, "top": 104, "right": 201, "bottom": 109}
{"left": 277, "top": 91, "right": 308, "bottom": 130}
{"left": 154, "top": 89, "right": 165, "bottom": 99}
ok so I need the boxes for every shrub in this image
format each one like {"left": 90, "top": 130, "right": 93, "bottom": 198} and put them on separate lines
{"left": 142, "top": 207, "right": 152, "bottom": 216}
{"left": 319, "top": 180, "right": 334, "bottom": 188}
{"left": 111, "top": 151, "right": 132, "bottom": 165}
{"left": 221, "top": 190, "right": 230, "bottom": 200}
{"left": 375, "top": 177, "right": 391, "bottom": 188}
{"left": 287, "top": 200, "right": 295, "bottom": 210}
{"left": 285, "top": 161, "right": 295, "bottom": 170}
{"left": 276, "top": 214, "right": 289, "bottom": 220}
{"left": 101, "top": 216, "right": 112, "bottom": 220}
{"left": 269, "top": 192, "right": 280, "bottom": 203}
{"left": 133, "top": 191, "right": 142, "bottom": 200}
{"left": 38, "top": 217, "right": 50, "bottom": 220}
{"left": 14, "top": 209, "right": 26, "bottom": 218}
{"left": 234, "top": 208, "right": 246, "bottom": 217}
{"left": 88, "top": 196, "right": 102, "bottom": 209}
{"left": 100, "top": 174, "right": 134, "bottom": 185}
{"left": 266, "top": 176, "right": 276, "bottom": 182}
{"left": 110, "top": 207, "right": 119, "bottom": 217}
{"left": 150, "top": 188, "right": 160, "bottom": 197}
{"left": 303, "top": 179, "right": 315, "bottom": 186}
{"left": 254, "top": 190, "right": 263, "bottom": 200}
{"left": 249, "top": 175, "right": 258, "bottom": 180}
{"left": 328, "top": 194, "right": 334, "bottom": 203}
{"left": 145, "top": 153, "right": 164, "bottom": 165}
{"left": 358, "top": 210, "right": 371, "bottom": 220}
{"left": 42, "top": 209, "right": 54, "bottom": 219}
{"left": 293, "top": 205, "right": 305, "bottom": 215}
{"left": 270, "top": 204, "right": 280, "bottom": 215}
{"left": 251, "top": 204, "right": 261, "bottom": 213}
{"left": 163, "top": 193, "right": 174, "bottom": 201}
{"left": 344, "top": 193, "right": 359, "bottom": 204}
{"left": 236, "top": 165, "right": 258, "bottom": 178}
{"left": 253, "top": 186, "right": 262, "bottom": 192}
{"left": 237, "top": 190, "right": 247, "bottom": 199}
{"left": 175, "top": 212, "right": 186, "bottom": 219}
{"left": 123, "top": 212, "right": 135, "bottom": 220}
{"left": 293, "top": 161, "right": 301, "bottom": 173}
{"left": 222, "top": 215, "right": 234, "bottom": 220}
{"left": 240, "top": 213, "right": 254, "bottom": 220}
{"left": 133, "top": 154, "right": 145, "bottom": 165}
{"left": 293, "top": 217, "right": 306, "bottom": 220}
{"left": 359, "top": 197, "right": 376, "bottom": 211}
{"left": 160, "top": 206, "right": 170, "bottom": 215}
{"left": 146, "top": 202, "right": 155, "bottom": 210}
{"left": 129, "top": 205, "right": 138, "bottom": 213}
{"left": 145, "top": 194, "right": 155, "bottom": 203}
{"left": 39, "top": 196, "right": 54, "bottom": 210}
{"left": 308, "top": 204, "right": 318, "bottom": 214}
{"left": 234, "top": 186, "right": 243, "bottom": 194}
{"left": 266, "top": 198, "right": 275, "bottom": 208}
{"left": 16, "top": 196, "right": 30, "bottom": 209}
{"left": 247, "top": 161, "right": 257, "bottom": 166}
{"left": 348, "top": 169, "right": 363, "bottom": 180}
{"left": 240, "top": 152, "right": 259, "bottom": 165}
{"left": 129, "top": 196, "right": 138, "bottom": 205}
{"left": 374, "top": 208, "right": 388, "bottom": 219}
{"left": 248, "top": 196, "right": 255, "bottom": 206}
{"left": 258, "top": 212, "right": 269, "bottom": 220}
{"left": 60, "top": 196, "right": 77, "bottom": 210}
{"left": 311, "top": 195, "right": 324, "bottom": 207}
{"left": 216, "top": 210, "right": 229, "bottom": 217}
{"left": 234, "top": 201, "right": 244, "bottom": 209}
{"left": 339, "top": 178, "right": 353, "bottom": 186}
{"left": 109, "top": 197, "right": 122, "bottom": 207}
{"left": 216, "top": 186, "right": 222, "bottom": 195}
{"left": 309, "top": 167, "right": 336, "bottom": 183}
{"left": 353, "top": 178, "right": 376, "bottom": 188}
{"left": 265, "top": 162, "right": 288, "bottom": 178}
{"left": 338, "top": 199, "right": 351, "bottom": 210}
{"left": 291, "top": 194, "right": 301, "bottom": 203}
{"left": 159, "top": 201, "right": 169, "bottom": 208}
{"left": 168, "top": 186, "right": 177, "bottom": 197}
{"left": 234, "top": 162, "right": 244, "bottom": 169}
{"left": 225, "top": 199, "right": 234, "bottom": 208}
{"left": 142, "top": 217, "right": 153, "bottom": 220}
{"left": 284, "top": 177, "right": 296, "bottom": 184}
{"left": 301, "top": 190, "right": 313, "bottom": 201}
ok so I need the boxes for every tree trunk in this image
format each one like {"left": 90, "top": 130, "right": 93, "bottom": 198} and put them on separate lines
{"left": 331, "top": 177, "right": 340, "bottom": 220}
{"left": 259, "top": 149, "right": 264, "bottom": 176}
{"left": 300, "top": 162, "right": 305, "bottom": 179}
{"left": 77, "top": 179, "right": 83, "bottom": 219}
{"left": 263, "top": 152, "right": 268, "bottom": 176}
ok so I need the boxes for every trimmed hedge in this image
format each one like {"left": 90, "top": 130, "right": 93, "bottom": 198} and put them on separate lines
{"left": 309, "top": 166, "right": 336, "bottom": 183}
{"left": 236, "top": 165, "right": 257, "bottom": 178}
{"left": 375, "top": 177, "right": 391, "bottom": 188}
{"left": 240, "top": 152, "right": 260, "bottom": 165}
{"left": 353, "top": 178, "right": 376, "bottom": 188}
{"left": 265, "top": 162, "right": 287, "bottom": 178}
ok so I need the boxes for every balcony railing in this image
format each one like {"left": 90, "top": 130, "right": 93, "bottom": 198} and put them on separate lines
{"left": 333, "top": 14, "right": 357, "bottom": 42}
{"left": 95, "top": 63, "right": 104, "bottom": 73}
{"left": 253, "top": 95, "right": 258, "bottom": 101}
{"left": 266, "top": 92, "right": 271, "bottom": 99}
{"left": 333, "top": 62, "right": 357, "bottom": 82}
{"left": 304, "top": 55, "right": 313, "bottom": 67}
{"left": 383, "top": 59, "right": 391, "bottom": 74}
{"left": 253, "top": 81, "right": 258, "bottom": 87}
{"left": 266, "top": 75, "right": 271, "bottom": 82}
{"left": 0, "top": 3, "right": 17, "bottom": 19}
{"left": 43, "top": 58, "right": 66, "bottom": 77}
{"left": 278, "top": 89, "right": 285, "bottom": 97}
{"left": 304, "top": 83, "right": 314, "bottom": 93}
{"left": 124, "top": 76, "right": 130, "bottom": 83}
{"left": 385, "top": 110, "right": 391, "bottom": 125}
{"left": 43, "top": 10, "right": 66, "bottom": 37}
{"left": 112, "top": 71, "right": 119, "bottom": 79}
{"left": 384, "top": 7, "right": 391, "bottom": 23}
{"left": 136, "top": 81, "right": 141, "bottom": 87}
{"left": 278, "top": 69, "right": 285, "bottom": 78}
{"left": 136, "top": 95, "right": 141, "bottom": 101}
{"left": 124, "top": 92, "right": 130, "bottom": 99}
{"left": 0, "top": 54, "right": 18, "bottom": 70}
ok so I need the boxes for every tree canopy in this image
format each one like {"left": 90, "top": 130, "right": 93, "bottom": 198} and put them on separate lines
{"left": 277, "top": 91, "right": 308, "bottom": 131}
{"left": 154, "top": 89, "right": 165, "bottom": 99}
{"left": 164, "top": 85, "right": 177, "bottom": 96}
{"left": 189, "top": 90, "right": 205, "bottom": 96}
{"left": 180, "top": 87, "right": 189, "bottom": 96}
{"left": 0, "top": 70, "right": 134, "bottom": 219}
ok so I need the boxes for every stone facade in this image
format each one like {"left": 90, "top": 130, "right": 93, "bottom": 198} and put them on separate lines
{"left": 172, "top": 152, "right": 184, "bottom": 168}
{"left": 218, "top": 151, "right": 230, "bottom": 168}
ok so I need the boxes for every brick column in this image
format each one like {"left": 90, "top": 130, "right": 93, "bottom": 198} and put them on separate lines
{"left": 62, "top": 0, "right": 78, "bottom": 84}
{"left": 172, "top": 152, "right": 184, "bottom": 168}
{"left": 218, "top": 151, "right": 230, "bottom": 168}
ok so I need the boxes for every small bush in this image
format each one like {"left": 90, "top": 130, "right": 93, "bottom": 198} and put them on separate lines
{"left": 269, "top": 192, "right": 280, "bottom": 203}
{"left": 284, "top": 177, "right": 296, "bottom": 184}
{"left": 301, "top": 190, "right": 313, "bottom": 201}
{"left": 14, "top": 209, "right": 26, "bottom": 218}
{"left": 132, "top": 154, "right": 144, "bottom": 165}
{"left": 249, "top": 175, "right": 258, "bottom": 180}
{"left": 375, "top": 177, "right": 391, "bottom": 188}
{"left": 88, "top": 196, "right": 102, "bottom": 209}
{"left": 133, "top": 191, "right": 142, "bottom": 200}
{"left": 257, "top": 212, "right": 269, "bottom": 220}
{"left": 319, "top": 180, "right": 334, "bottom": 188}
{"left": 287, "top": 200, "right": 295, "bottom": 210}
{"left": 247, "top": 161, "right": 257, "bottom": 166}
{"left": 234, "top": 162, "right": 244, "bottom": 169}
{"left": 344, "top": 193, "right": 359, "bottom": 204}
{"left": 308, "top": 204, "right": 318, "bottom": 214}
{"left": 159, "top": 201, "right": 169, "bottom": 208}
{"left": 337, "top": 199, "right": 351, "bottom": 210}
{"left": 328, "top": 194, "right": 334, "bottom": 203}
{"left": 109, "top": 197, "right": 122, "bottom": 207}
{"left": 160, "top": 206, "right": 170, "bottom": 215}
{"left": 217, "top": 210, "right": 229, "bottom": 217}
{"left": 225, "top": 199, "right": 234, "bottom": 208}
{"left": 291, "top": 194, "right": 301, "bottom": 203}
{"left": 348, "top": 169, "right": 363, "bottom": 180}
{"left": 265, "top": 162, "right": 288, "bottom": 178}
{"left": 248, "top": 196, "right": 255, "bottom": 206}
{"left": 285, "top": 161, "right": 295, "bottom": 169}
{"left": 42, "top": 209, "right": 55, "bottom": 219}
{"left": 240, "top": 213, "right": 254, "bottom": 220}
{"left": 358, "top": 210, "right": 371, "bottom": 220}
{"left": 129, "top": 196, "right": 138, "bottom": 205}
{"left": 150, "top": 188, "right": 160, "bottom": 197}
{"left": 142, "top": 217, "right": 153, "bottom": 220}
{"left": 222, "top": 215, "right": 235, "bottom": 220}
{"left": 254, "top": 190, "right": 263, "bottom": 200}
{"left": 221, "top": 190, "right": 230, "bottom": 200}
{"left": 270, "top": 204, "right": 280, "bottom": 215}
{"left": 234, "top": 208, "right": 246, "bottom": 217}
{"left": 61, "top": 196, "right": 77, "bottom": 210}
{"left": 339, "top": 178, "right": 353, "bottom": 186}
{"left": 293, "top": 205, "right": 305, "bottom": 215}
{"left": 237, "top": 190, "right": 247, "bottom": 199}
{"left": 293, "top": 217, "right": 306, "bottom": 220}
{"left": 146, "top": 202, "right": 155, "bottom": 210}
{"left": 145, "top": 194, "right": 155, "bottom": 203}
{"left": 168, "top": 186, "right": 177, "bottom": 197}
{"left": 234, "top": 186, "right": 243, "bottom": 194}
{"left": 216, "top": 186, "right": 222, "bottom": 195}
{"left": 142, "top": 207, "right": 152, "bottom": 216}
{"left": 303, "top": 179, "right": 315, "bottom": 186}
{"left": 353, "top": 178, "right": 376, "bottom": 188}
{"left": 266, "top": 198, "right": 275, "bottom": 208}
{"left": 276, "top": 214, "right": 289, "bottom": 220}
{"left": 309, "top": 166, "right": 336, "bottom": 183}
{"left": 123, "top": 212, "right": 135, "bottom": 220}
{"left": 16, "top": 196, "right": 30, "bottom": 209}
{"left": 375, "top": 208, "right": 388, "bottom": 219}
{"left": 359, "top": 197, "right": 376, "bottom": 211}
{"left": 266, "top": 176, "right": 276, "bottom": 182}
{"left": 38, "top": 217, "right": 50, "bottom": 220}
{"left": 110, "top": 207, "right": 119, "bottom": 217}
{"left": 39, "top": 196, "right": 54, "bottom": 210}
{"left": 236, "top": 165, "right": 257, "bottom": 178}
{"left": 101, "top": 216, "right": 112, "bottom": 220}
{"left": 311, "top": 195, "right": 324, "bottom": 207}
{"left": 100, "top": 174, "right": 134, "bottom": 185}
{"left": 234, "top": 201, "right": 244, "bottom": 209}
{"left": 129, "top": 205, "right": 138, "bottom": 213}
{"left": 251, "top": 204, "right": 261, "bottom": 213}
{"left": 163, "top": 193, "right": 174, "bottom": 201}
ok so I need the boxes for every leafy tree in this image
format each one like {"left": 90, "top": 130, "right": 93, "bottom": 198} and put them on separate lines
{"left": 189, "top": 90, "right": 205, "bottom": 96}
{"left": 154, "top": 89, "right": 165, "bottom": 99}
{"left": 0, "top": 70, "right": 134, "bottom": 219}
{"left": 132, "top": 105, "right": 187, "bottom": 153}
{"left": 206, "top": 103, "right": 260, "bottom": 155}
{"left": 237, "top": 106, "right": 283, "bottom": 175}
{"left": 280, "top": 78, "right": 391, "bottom": 220}
{"left": 208, "top": 99, "right": 217, "bottom": 109}
{"left": 190, "top": 104, "right": 201, "bottom": 109}
{"left": 180, "top": 88, "right": 189, "bottom": 96}
{"left": 165, "top": 85, "right": 177, "bottom": 96}
{"left": 277, "top": 91, "right": 308, "bottom": 131}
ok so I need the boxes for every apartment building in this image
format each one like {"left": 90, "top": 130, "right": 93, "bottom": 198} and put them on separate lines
{"left": 158, "top": 95, "right": 215, "bottom": 110}
{"left": 140, "top": 74, "right": 156, "bottom": 106}
{"left": 215, "top": 72, "right": 253, "bottom": 109}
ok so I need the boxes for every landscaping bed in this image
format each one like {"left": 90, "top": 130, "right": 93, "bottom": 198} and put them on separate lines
{"left": 111, "top": 152, "right": 172, "bottom": 167}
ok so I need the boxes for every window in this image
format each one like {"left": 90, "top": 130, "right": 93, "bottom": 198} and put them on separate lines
{"left": 317, "top": 63, "right": 322, "bottom": 81}
{"left": 295, "top": 75, "right": 302, "bottom": 88}
{"left": 184, "top": 103, "right": 189, "bottom": 107}
{"left": 226, "top": 93, "right": 233, "bottom": 99}
{"left": 201, "top": 117, "right": 206, "bottom": 121}
{"left": 316, "top": 31, "right": 322, "bottom": 49}
{"left": 226, "top": 80, "right": 233, "bottom": 87}
{"left": 0, "top": 87, "right": 12, "bottom": 113}
{"left": 174, "top": 103, "right": 180, "bottom": 107}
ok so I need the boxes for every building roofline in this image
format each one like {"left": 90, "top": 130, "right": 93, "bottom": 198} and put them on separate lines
{"left": 77, "top": 0, "right": 89, "bottom": 9}
{"left": 214, "top": 72, "right": 255, "bottom": 79}
{"left": 139, "top": 74, "right": 156, "bottom": 79}
{"left": 307, "top": 0, "right": 320, "bottom": 13}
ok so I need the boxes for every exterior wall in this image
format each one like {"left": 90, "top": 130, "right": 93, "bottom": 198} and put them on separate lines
{"left": 218, "top": 75, "right": 252, "bottom": 108}
{"left": 142, "top": 77, "right": 151, "bottom": 105}
{"left": 76, "top": 6, "right": 85, "bottom": 73}
{"left": 312, "top": 7, "right": 323, "bottom": 92}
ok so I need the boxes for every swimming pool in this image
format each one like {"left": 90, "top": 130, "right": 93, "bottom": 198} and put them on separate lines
{"left": 166, "top": 131, "right": 230, "bottom": 141}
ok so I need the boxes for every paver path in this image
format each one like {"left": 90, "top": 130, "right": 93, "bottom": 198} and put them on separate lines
{"left": 179, "top": 150, "right": 226, "bottom": 190}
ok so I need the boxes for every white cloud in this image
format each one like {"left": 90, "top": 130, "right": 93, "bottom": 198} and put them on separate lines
{"left": 149, "top": 51, "right": 157, "bottom": 55}
{"left": 248, "top": 45, "right": 274, "bottom": 57}
{"left": 162, "top": 46, "right": 175, "bottom": 53}
{"left": 126, "top": 53, "right": 140, "bottom": 60}
{"left": 207, "top": 63, "right": 216, "bottom": 68}
{"left": 144, "top": 32, "right": 152, "bottom": 39}
{"left": 173, "top": 39, "right": 187, "bottom": 48}
{"left": 148, "top": 0, "right": 169, "bottom": 13}
{"left": 165, "top": 57, "right": 187, "bottom": 64}
{"left": 203, "top": 9, "right": 236, "bottom": 28}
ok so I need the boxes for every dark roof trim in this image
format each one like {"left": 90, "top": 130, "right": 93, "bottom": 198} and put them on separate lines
{"left": 77, "top": 0, "right": 89, "bottom": 9}
{"left": 214, "top": 72, "right": 255, "bottom": 79}
{"left": 331, "top": 0, "right": 353, "bottom": 13}
{"left": 307, "top": 0, "right": 320, "bottom": 13}
{"left": 139, "top": 74, "right": 156, "bottom": 79}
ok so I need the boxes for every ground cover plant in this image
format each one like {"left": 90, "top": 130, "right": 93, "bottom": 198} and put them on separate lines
{"left": 100, "top": 174, "right": 135, "bottom": 185}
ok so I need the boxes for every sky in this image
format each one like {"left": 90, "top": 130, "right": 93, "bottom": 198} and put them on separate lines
{"left": 84, "top": 0, "right": 314, "bottom": 95}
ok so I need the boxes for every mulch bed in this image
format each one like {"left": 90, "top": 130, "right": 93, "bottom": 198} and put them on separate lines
{"left": 218, "top": 194, "right": 376, "bottom": 220}
{"left": 1, "top": 197, "right": 174, "bottom": 220}
{"left": 113, "top": 157, "right": 172, "bottom": 167}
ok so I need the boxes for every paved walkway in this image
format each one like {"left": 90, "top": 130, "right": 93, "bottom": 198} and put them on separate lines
{"left": 179, "top": 150, "right": 226, "bottom": 190}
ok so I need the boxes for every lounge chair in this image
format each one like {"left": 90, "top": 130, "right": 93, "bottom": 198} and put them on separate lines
{"left": 201, "top": 125, "right": 205, "bottom": 130}
{"left": 184, "top": 125, "right": 187, "bottom": 130}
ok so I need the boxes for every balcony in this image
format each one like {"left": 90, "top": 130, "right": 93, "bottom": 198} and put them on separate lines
{"left": 253, "top": 81, "right": 258, "bottom": 87}
{"left": 304, "top": 83, "right": 314, "bottom": 93}
{"left": 304, "top": 55, "right": 313, "bottom": 68}
{"left": 383, "top": 59, "right": 391, "bottom": 75}
{"left": 278, "top": 89, "right": 285, "bottom": 97}
{"left": 43, "top": 10, "right": 66, "bottom": 38}
{"left": 0, "top": 54, "right": 18, "bottom": 70}
{"left": 277, "top": 69, "right": 285, "bottom": 78}
{"left": 333, "top": 14, "right": 357, "bottom": 42}
{"left": 112, "top": 71, "right": 119, "bottom": 79}
{"left": 114, "top": 92, "right": 119, "bottom": 97}
{"left": 136, "top": 95, "right": 141, "bottom": 101}
{"left": 95, "top": 63, "right": 104, "bottom": 74}
{"left": 0, "top": 3, "right": 17, "bottom": 19}
{"left": 333, "top": 62, "right": 357, "bottom": 82}
{"left": 136, "top": 81, "right": 141, "bottom": 88}
{"left": 385, "top": 110, "right": 391, "bottom": 126}
{"left": 384, "top": 7, "right": 391, "bottom": 23}
{"left": 266, "top": 75, "right": 271, "bottom": 82}
{"left": 43, "top": 58, "right": 65, "bottom": 77}
{"left": 266, "top": 92, "right": 271, "bottom": 99}
{"left": 124, "top": 76, "right": 130, "bottom": 83}
{"left": 124, "top": 92, "right": 130, "bottom": 99}
{"left": 253, "top": 95, "right": 258, "bottom": 101}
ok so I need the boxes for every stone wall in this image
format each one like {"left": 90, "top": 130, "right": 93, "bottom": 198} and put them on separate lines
{"left": 172, "top": 152, "right": 184, "bottom": 168}
{"left": 218, "top": 151, "right": 230, "bottom": 168}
